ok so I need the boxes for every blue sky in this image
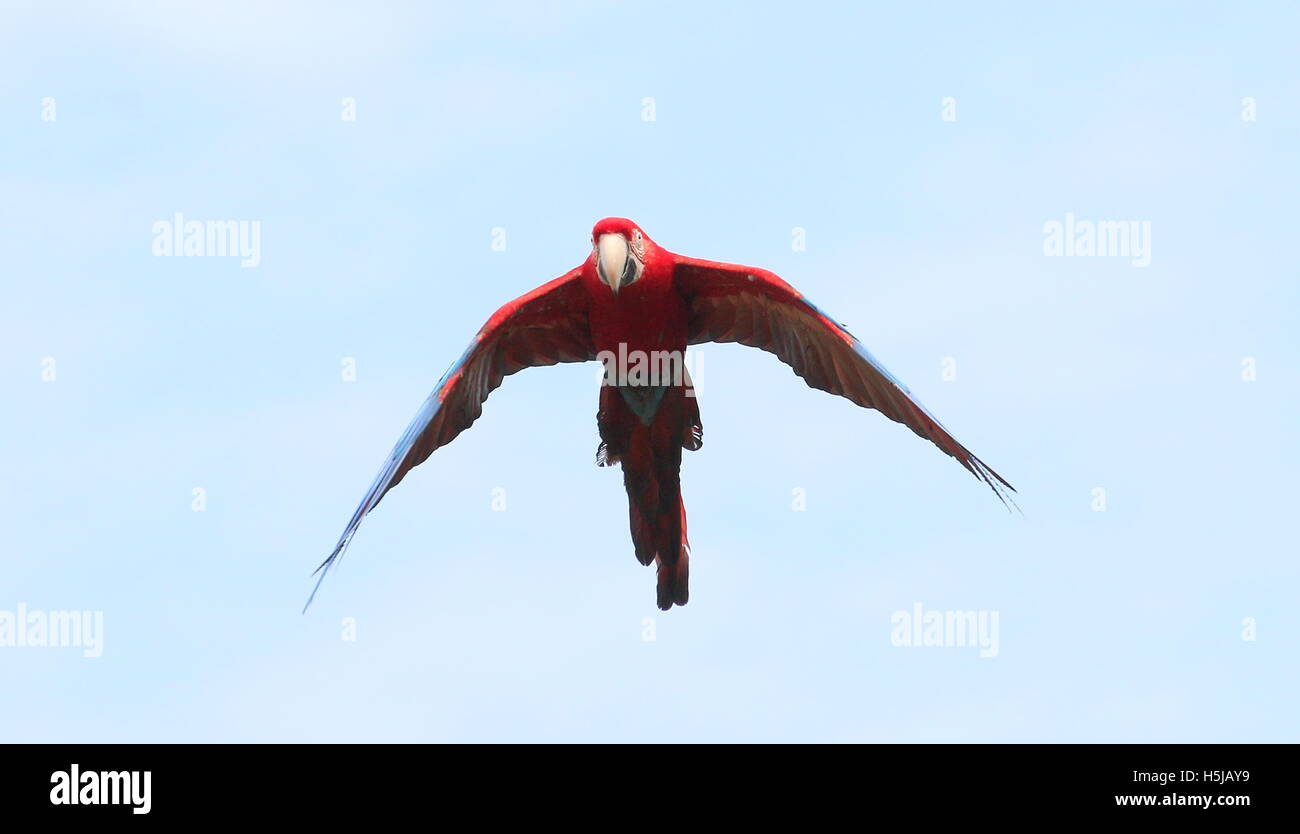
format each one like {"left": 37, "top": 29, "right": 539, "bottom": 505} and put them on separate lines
{"left": 1, "top": 1, "right": 1296, "bottom": 742}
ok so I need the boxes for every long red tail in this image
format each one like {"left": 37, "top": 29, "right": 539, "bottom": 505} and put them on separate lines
{"left": 654, "top": 497, "right": 690, "bottom": 609}
{"left": 597, "top": 381, "right": 701, "bottom": 610}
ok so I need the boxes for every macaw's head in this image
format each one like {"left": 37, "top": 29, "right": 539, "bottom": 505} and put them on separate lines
{"left": 591, "top": 217, "right": 655, "bottom": 296}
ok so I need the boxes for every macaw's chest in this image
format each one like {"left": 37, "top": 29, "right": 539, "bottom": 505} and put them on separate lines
{"left": 587, "top": 282, "right": 690, "bottom": 355}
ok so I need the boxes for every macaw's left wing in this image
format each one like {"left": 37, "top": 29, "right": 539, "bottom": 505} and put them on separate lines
{"left": 673, "top": 256, "right": 1015, "bottom": 507}
{"left": 307, "top": 268, "right": 593, "bottom": 609}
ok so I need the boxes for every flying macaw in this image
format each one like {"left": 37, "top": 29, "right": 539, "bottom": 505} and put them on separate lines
{"left": 308, "top": 218, "right": 1014, "bottom": 611}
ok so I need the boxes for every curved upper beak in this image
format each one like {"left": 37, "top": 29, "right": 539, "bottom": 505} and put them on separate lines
{"left": 596, "top": 233, "right": 630, "bottom": 295}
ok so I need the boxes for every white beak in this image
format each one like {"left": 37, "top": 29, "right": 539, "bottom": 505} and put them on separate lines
{"left": 596, "top": 233, "right": 630, "bottom": 295}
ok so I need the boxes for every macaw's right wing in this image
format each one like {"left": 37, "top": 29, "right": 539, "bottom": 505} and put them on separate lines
{"left": 307, "top": 268, "right": 594, "bottom": 608}
{"left": 674, "top": 255, "right": 1015, "bottom": 508}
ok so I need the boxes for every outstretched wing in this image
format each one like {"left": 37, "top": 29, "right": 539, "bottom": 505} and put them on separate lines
{"left": 307, "top": 268, "right": 594, "bottom": 608}
{"left": 674, "top": 256, "right": 1015, "bottom": 505}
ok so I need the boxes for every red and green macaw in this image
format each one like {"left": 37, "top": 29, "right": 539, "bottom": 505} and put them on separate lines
{"left": 309, "top": 218, "right": 1014, "bottom": 610}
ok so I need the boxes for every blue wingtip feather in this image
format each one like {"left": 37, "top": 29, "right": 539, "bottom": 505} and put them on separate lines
{"left": 302, "top": 347, "right": 476, "bottom": 612}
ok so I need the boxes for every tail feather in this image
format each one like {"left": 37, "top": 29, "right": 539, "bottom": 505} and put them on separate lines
{"left": 654, "top": 498, "right": 690, "bottom": 610}
{"left": 627, "top": 484, "right": 657, "bottom": 566}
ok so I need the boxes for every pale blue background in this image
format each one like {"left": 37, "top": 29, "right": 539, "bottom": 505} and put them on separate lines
{"left": 2, "top": 1, "right": 1296, "bottom": 742}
